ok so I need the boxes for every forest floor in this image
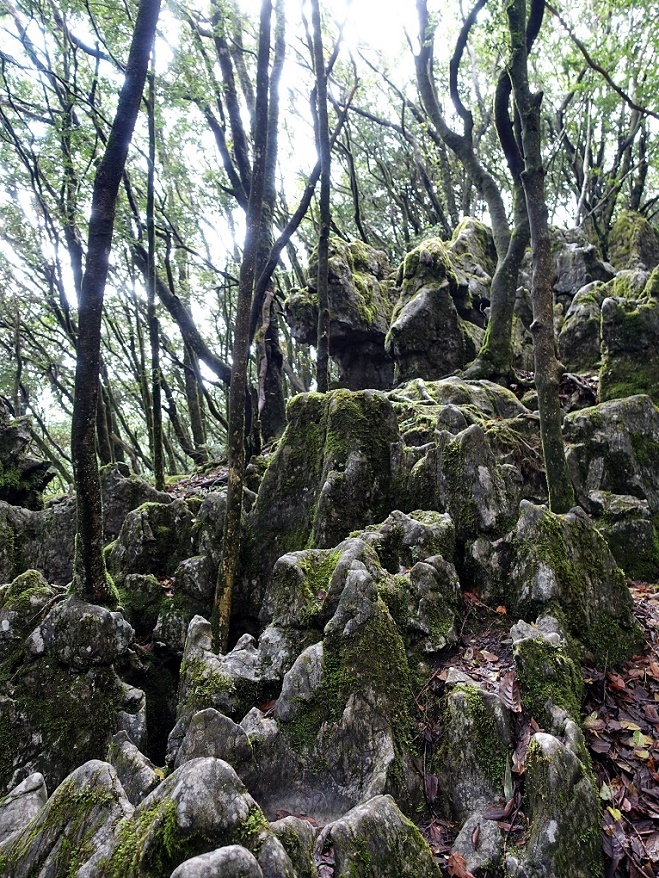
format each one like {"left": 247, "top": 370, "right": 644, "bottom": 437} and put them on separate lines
{"left": 418, "top": 582, "right": 659, "bottom": 878}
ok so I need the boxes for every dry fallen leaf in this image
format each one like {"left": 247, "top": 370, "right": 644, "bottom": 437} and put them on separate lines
{"left": 480, "top": 649, "right": 499, "bottom": 663}
{"left": 447, "top": 851, "right": 476, "bottom": 878}
{"left": 499, "top": 671, "right": 522, "bottom": 713}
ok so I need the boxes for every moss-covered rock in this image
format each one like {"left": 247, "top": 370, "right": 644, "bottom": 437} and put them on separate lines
{"left": 599, "top": 294, "right": 659, "bottom": 404}
{"left": 409, "top": 422, "right": 522, "bottom": 542}
{"left": 557, "top": 281, "right": 607, "bottom": 372}
{"left": 106, "top": 500, "right": 195, "bottom": 589}
{"left": 0, "top": 760, "right": 132, "bottom": 877}
{"left": 173, "top": 708, "right": 253, "bottom": 773}
{"left": 175, "top": 616, "right": 285, "bottom": 729}
{"left": 518, "top": 732, "right": 602, "bottom": 878}
{"left": 25, "top": 595, "right": 133, "bottom": 671}
{"left": 118, "top": 573, "right": 165, "bottom": 638}
{"left": 238, "top": 389, "right": 404, "bottom": 621}
{"left": 438, "top": 684, "right": 511, "bottom": 820}
{"left": 0, "top": 401, "right": 56, "bottom": 512}
{"left": 259, "top": 545, "right": 343, "bottom": 629}
{"left": 270, "top": 815, "right": 316, "bottom": 878}
{"left": 169, "top": 845, "right": 263, "bottom": 877}
{"left": 0, "top": 570, "right": 55, "bottom": 666}
{"left": 233, "top": 545, "right": 426, "bottom": 823}
{"left": 358, "top": 509, "right": 455, "bottom": 571}
{"left": 107, "top": 732, "right": 160, "bottom": 807}
{"left": 554, "top": 227, "right": 612, "bottom": 294}
{"left": 0, "top": 773, "right": 48, "bottom": 847}
{"left": 564, "top": 394, "right": 659, "bottom": 514}
{"left": 315, "top": 794, "right": 441, "bottom": 878}
{"left": 386, "top": 236, "right": 491, "bottom": 382}
{"left": 100, "top": 464, "right": 173, "bottom": 541}
{"left": 0, "top": 588, "right": 143, "bottom": 793}
{"left": 95, "top": 757, "right": 289, "bottom": 878}
{"left": 470, "top": 502, "right": 642, "bottom": 666}
{"left": 285, "top": 238, "right": 396, "bottom": 390}
{"left": 588, "top": 491, "right": 659, "bottom": 582}
{"left": 512, "top": 619, "right": 583, "bottom": 727}
{"left": 386, "top": 282, "right": 482, "bottom": 383}
{"left": 260, "top": 519, "right": 460, "bottom": 664}
{"left": 608, "top": 210, "right": 659, "bottom": 271}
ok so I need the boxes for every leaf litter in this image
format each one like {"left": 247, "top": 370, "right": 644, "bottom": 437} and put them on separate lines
{"left": 417, "top": 581, "right": 659, "bottom": 877}
{"left": 582, "top": 580, "right": 659, "bottom": 878}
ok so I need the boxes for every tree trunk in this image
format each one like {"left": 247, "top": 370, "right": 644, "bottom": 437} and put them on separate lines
{"left": 147, "top": 61, "right": 165, "bottom": 490}
{"left": 70, "top": 0, "right": 161, "bottom": 604}
{"left": 312, "top": 0, "right": 331, "bottom": 393}
{"left": 507, "top": 0, "right": 575, "bottom": 513}
{"left": 96, "top": 383, "right": 113, "bottom": 465}
{"left": 212, "top": 0, "right": 272, "bottom": 652}
{"left": 257, "top": 0, "right": 287, "bottom": 436}
{"left": 183, "top": 343, "right": 209, "bottom": 464}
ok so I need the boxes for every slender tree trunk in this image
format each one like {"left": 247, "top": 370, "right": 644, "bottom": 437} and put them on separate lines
{"left": 256, "top": 0, "right": 286, "bottom": 439}
{"left": 507, "top": 0, "right": 574, "bottom": 513}
{"left": 212, "top": 0, "right": 272, "bottom": 652}
{"left": 162, "top": 375, "right": 200, "bottom": 466}
{"left": 70, "top": 0, "right": 161, "bottom": 604}
{"left": 12, "top": 299, "right": 22, "bottom": 416}
{"left": 96, "top": 383, "right": 113, "bottom": 465}
{"left": 312, "top": 0, "right": 331, "bottom": 393}
{"left": 147, "top": 60, "right": 165, "bottom": 490}
{"left": 183, "top": 343, "right": 209, "bottom": 463}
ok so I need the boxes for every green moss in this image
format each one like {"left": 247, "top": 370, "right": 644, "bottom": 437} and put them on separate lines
{"left": 0, "top": 463, "right": 23, "bottom": 492}
{"left": 102, "top": 798, "right": 213, "bottom": 878}
{"left": 117, "top": 575, "right": 164, "bottom": 637}
{"left": 378, "top": 574, "right": 409, "bottom": 630}
{"left": 352, "top": 272, "right": 379, "bottom": 326}
{"left": 0, "top": 572, "right": 53, "bottom": 634}
{"left": 238, "top": 806, "right": 270, "bottom": 849}
{"left": 599, "top": 299, "right": 659, "bottom": 405}
{"left": 0, "top": 656, "right": 122, "bottom": 792}
{"left": 426, "top": 600, "right": 456, "bottom": 651}
{"left": 452, "top": 684, "right": 508, "bottom": 790}
{"left": 0, "top": 710, "right": 14, "bottom": 793}
{"left": 283, "top": 603, "right": 417, "bottom": 796}
{"left": 2, "top": 768, "right": 118, "bottom": 875}
{"left": 0, "top": 516, "right": 17, "bottom": 580}
{"left": 178, "top": 657, "right": 235, "bottom": 718}
{"left": 525, "top": 738, "right": 603, "bottom": 878}
{"left": 520, "top": 509, "right": 642, "bottom": 667}
{"left": 391, "top": 238, "right": 459, "bottom": 325}
{"left": 608, "top": 210, "right": 659, "bottom": 270}
{"left": 297, "top": 549, "right": 342, "bottom": 627}
{"left": 630, "top": 433, "right": 659, "bottom": 470}
{"left": 514, "top": 637, "right": 583, "bottom": 726}
{"left": 298, "top": 550, "right": 341, "bottom": 597}
{"left": 439, "top": 438, "right": 480, "bottom": 539}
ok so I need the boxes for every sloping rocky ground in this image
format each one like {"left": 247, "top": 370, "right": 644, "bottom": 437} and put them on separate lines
{"left": 1, "top": 212, "right": 659, "bottom": 878}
